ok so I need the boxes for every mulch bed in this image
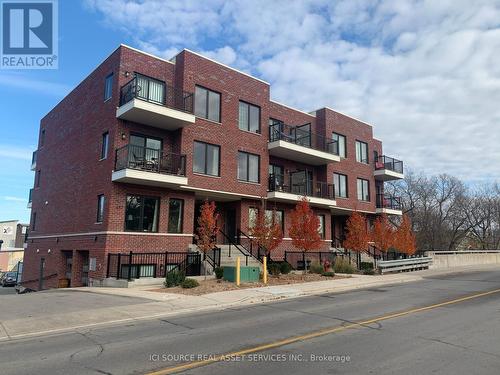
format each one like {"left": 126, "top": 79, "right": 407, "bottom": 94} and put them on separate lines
{"left": 150, "top": 273, "right": 349, "bottom": 296}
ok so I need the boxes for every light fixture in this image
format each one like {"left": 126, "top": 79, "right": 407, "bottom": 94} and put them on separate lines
{"left": 121, "top": 133, "right": 126, "bottom": 140}
{"left": 124, "top": 71, "right": 130, "bottom": 77}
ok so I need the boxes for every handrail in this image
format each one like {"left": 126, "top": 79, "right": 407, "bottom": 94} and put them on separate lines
{"left": 268, "top": 173, "right": 335, "bottom": 200}
{"left": 237, "top": 229, "right": 267, "bottom": 261}
{"left": 218, "top": 229, "right": 257, "bottom": 266}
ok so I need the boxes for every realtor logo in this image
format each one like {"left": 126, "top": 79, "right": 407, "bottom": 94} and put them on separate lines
{"left": 1, "top": 0, "right": 58, "bottom": 69}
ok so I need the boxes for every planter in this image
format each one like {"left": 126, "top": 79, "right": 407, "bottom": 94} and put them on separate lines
{"left": 58, "top": 278, "right": 70, "bottom": 288}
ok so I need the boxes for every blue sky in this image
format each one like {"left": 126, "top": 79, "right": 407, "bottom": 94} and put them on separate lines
{"left": 1, "top": 0, "right": 499, "bottom": 223}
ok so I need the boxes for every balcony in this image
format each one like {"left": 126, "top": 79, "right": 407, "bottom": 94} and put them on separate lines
{"left": 376, "top": 194, "right": 402, "bottom": 215}
{"left": 374, "top": 155, "right": 404, "bottom": 181}
{"left": 268, "top": 122, "right": 340, "bottom": 165}
{"left": 267, "top": 173, "right": 336, "bottom": 207}
{"left": 116, "top": 74, "right": 196, "bottom": 130}
{"left": 31, "top": 150, "right": 37, "bottom": 171}
{"left": 27, "top": 188, "right": 33, "bottom": 209}
{"left": 112, "top": 144, "right": 188, "bottom": 187}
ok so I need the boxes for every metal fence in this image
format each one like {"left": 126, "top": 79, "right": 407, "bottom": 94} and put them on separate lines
{"left": 115, "top": 144, "right": 186, "bottom": 176}
{"left": 284, "top": 251, "right": 337, "bottom": 271}
{"left": 107, "top": 251, "right": 201, "bottom": 280}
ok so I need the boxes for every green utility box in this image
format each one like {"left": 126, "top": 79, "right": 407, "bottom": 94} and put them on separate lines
{"left": 223, "top": 266, "right": 260, "bottom": 283}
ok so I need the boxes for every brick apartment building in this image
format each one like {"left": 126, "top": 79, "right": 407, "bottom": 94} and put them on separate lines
{"left": 23, "top": 44, "right": 404, "bottom": 289}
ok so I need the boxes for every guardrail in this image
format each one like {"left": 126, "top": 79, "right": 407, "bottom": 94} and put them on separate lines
{"left": 378, "top": 257, "right": 432, "bottom": 274}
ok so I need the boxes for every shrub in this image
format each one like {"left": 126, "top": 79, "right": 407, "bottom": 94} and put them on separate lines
{"left": 322, "top": 271, "right": 335, "bottom": 277}
{"left": 165, "top": 270, "right": 185, "bottom": 288}
{"left": 214, "top": 267, "right": 224, "bottom": 279}
{"left": 360, "top": 262, "right": 374, "bottom": 271}
{"left": 181, "top": 278, "right": 199, "bottom": 289}
{"left": 309, "top": 261, "right": 324, "bottom": 274}
{"left": 268, "top": 262, "right": 281, "bottom": 276}
{"left": 280, "top": 262, "right": 292, "bottom": 275}
{"left": 333, "top": 258, "right": 356, "bottom": 274}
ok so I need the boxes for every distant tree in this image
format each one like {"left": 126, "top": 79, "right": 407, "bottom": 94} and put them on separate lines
{"left": 249, "top": 206, "right": 283, "bottom": 259}
{"left": 289, "top": 197, "right": 322, "bottom": 270}
{"left": 393, "top": 214, "right": 416, "bottom": 256}
{"left": 372, "top": 214, "right": 395, "bottom": 253}
{"left": 194, "top": 200, "right": 219, "bottom": 278}
{"left": 344, "top": 211, "right": 370, "bottom": 267}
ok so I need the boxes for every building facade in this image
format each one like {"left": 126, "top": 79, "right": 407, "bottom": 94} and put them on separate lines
{"left": 23, "top": 45, "right": 404, "bottom": 289}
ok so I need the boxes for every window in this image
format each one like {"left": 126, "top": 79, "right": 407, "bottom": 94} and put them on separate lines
{"left": 32, "top": 212, "right": 36, "bottom": 231}
{"left": 248, "top": 207, "right": 258, "bottom": 229}
{"left": 36, "top": 170, "right": 41, "bottom": 188}
{"left": 333, "top": 173, "right": 348, "bottom": 198}
{"left": 96, "top": 195, "right": 105, "bottom": 223}
{"left": 168, "top": 198, "right": 184, "bottom": 233}
{"left": 265, "top": 209, "right": 284, "bottom": 232}
{"left": 100, "top": 132, "right": 109, "bottom": 160}
{"left": 136, "top": 74, "right": 165, "bottom": 104}
{"left": 317, "top": 215, "right": 325, "bottom": 239}
{"left": 239, "top": 101, "right": 260, "bottom": 133}
{"left": 193, "top": 141, "right": 220, "bottom": 176}
{"left": 357, "top": 178, "right": 370, "bottom": 202}
{"left": 195, "top": 86, "right": 221, "bottom": 122}
{"left": 104, "top": 73, "right": 113, "bottom": 101}
{"left": 129, "top": 134, "right": 162, "bottom": 163}
{"left": 332, "top": 133, "right": 346, "bottom": 158}
{"left": 238, "top": 151, "right": 260, "bottom": 183}
{"left": 268, "top": 164, "right": 284, "bottom": 189}
{"left": 356, "top": 141, "right": 368, "bottom": 163}
{"left": 40, "top": 129, "right": 45, "bottom": 147}
{"left": 125, "top": 195, "right": 159, "bottom": 232}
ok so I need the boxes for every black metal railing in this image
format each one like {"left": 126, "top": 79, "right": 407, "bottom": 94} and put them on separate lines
{"left": 376, "top": 194, "right": 402, "bottom": 210}
{"left": 114, "top": 144, "right": 186, "bottom": 176}
{"left": 284, "top": 251, "right": 337, "bottom": 271}
{"left": 268, "top": 173, "right": 335, "bottom": 200}
{"left": 106, "top": 251, "right": 201, "bottom": 280}
{"left": 375, "top": 155, "right": 403, "bottom": 174}
{"left": 236, "top": 229, "right": 268, "bottom": 261}
{"left": 119, "top": 73, "right": 194, "bottom": 114}
{"left": 269, "top": 122, "right": 338, "bottom": 155}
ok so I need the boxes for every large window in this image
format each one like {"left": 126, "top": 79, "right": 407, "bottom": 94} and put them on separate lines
{"left": 31, "top": 212, "right": 36, "bottom": 231}
{"left": 193, "top": 141, "right": 220, "bottom": 176}
{"left": 96, "top": 195, "right": 105, "bottom": 223}
{"left": 357, "top": 178, "right": 370, "bottom": 202}
{"left": 125, "top": 195, "right": 159, "bottom": 232}
{"left": 266, "top": 209, "right": 284, "bottom": 231}
{"left": 248, "top": 207, "right": 258, "bottom": 229}
{"left": 36, "top": 170, "right": 41, "bottom": 188}
{"left": 100, "top": 132, "right": 109, "bottom": 160}
{"left": 239, "top": 101, "right": 260, "bottom": 133}
{"left": 168, "top": 198, "right": 184, "bottom": 233}
{"left": 104, "top": 73, "right": 113, "bottom": 101}
{"left": 356, "top": 140, "right": 368, "bottom": 163}
{"left": 332, "top": 132, "right": 346, "bottom": 158}
{"left": 195, "top": 86, "right": 221, "bottom": 122}
{"left": 317, "top": 215, "right": 325, "bottom": 239}
{"left": 333, "top": 173, "right": 348, "bottom": 198}
{"left": 136, "top": 74, "right": 165, "bottom": 104}
{"left": 238, "top": 151, "right": 260, "bottom": 183}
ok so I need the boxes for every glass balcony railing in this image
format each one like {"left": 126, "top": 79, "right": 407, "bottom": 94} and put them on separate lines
{"left": 268, "top": 173, "right": 335, "bottom": 200}
{"left": 375, "top": 155, "right": 403, "bottom": 174}
{"left": 376, "top": 194, "right": 402, "bottom": 210}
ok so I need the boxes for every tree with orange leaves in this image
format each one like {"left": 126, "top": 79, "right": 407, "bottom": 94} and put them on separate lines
{"left": 372, "top": 214, "right": 395, "bottom": 253}
{"left": 289, "top": 197, "right": 322, "bottom": 266}
{"left": 249, "top": 207, "right": 283, "bottom": 258}
{"left": 344, "top": 211, "right": 370, "bottom": 266}
{"left": 393, "top": 214, "right": 417, "bottom": 256}
{"left": 194, "top": 200, "right": 219, "bottom": 278}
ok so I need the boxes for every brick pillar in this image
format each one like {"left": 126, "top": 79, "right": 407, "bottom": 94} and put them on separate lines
{"left": 71, "top": 250, "right": 84, "bottom": 287}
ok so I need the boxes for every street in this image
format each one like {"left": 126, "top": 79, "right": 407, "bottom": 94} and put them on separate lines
{"left": 0, "top": 286, "right": 17, "bottom": 295}
{"left": 0, "top": 269, "right": 499, "bottom": 374}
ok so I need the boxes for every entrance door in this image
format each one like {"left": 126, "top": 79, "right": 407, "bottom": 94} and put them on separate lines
{"left": 81, "top": 252, "right": 89, "bottom": 286}
{"left": 224, "top": 209, "right": 237, "bottom": 244}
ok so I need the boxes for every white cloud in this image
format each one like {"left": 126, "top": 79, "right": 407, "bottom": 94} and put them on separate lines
{"left": 3, "top": 196, "right": 26, "bottom": 202}
{"left": 0, "top": 145, "right": 33, "bottom": 161}
{"left": 86, "top": 0, "right": 500, "bottom": 182}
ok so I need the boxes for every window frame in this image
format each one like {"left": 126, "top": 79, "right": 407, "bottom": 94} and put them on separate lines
{"left": 332, "top": 132, "right": 347, "bottom": 158}
{"left": 317, "top": 214, "right": 325, "bottom": 239}
{"left": 36, "top": 169, "right": 41, "bottom": 188}
{"left": 238, "top": 100, "right": 261, "bottom": 133}
{"left": 31, "top": 212, "right": 37, "bottom": 231}
{"left": 237, "top": 151, "right": 260, "bottom": 183}
{"left": 124, "top": 194, "right": 160, "bottom": 233}
{"left": 357, "top": 178, "right": 370, "bottom": 202}
{"left": 100, "top": 132, "right": 109, "bottom": 160}
{"left": 265, "top": 209, "right": 285, "bottom": 232}
{"left": 333, "top": 173, "right": 348, "bottom": 198}
{"left": 167, "top": 198, "right": 184, "bottom": 234}
{"left": 355, "top": 140, "right": 369, "bottom": 164}
{"left": 193, "top": 141, "right": 221, "bottom": 177}
{"left": 96, "top": 194, "right": 105, "bottom": 223}
{"left": 104, "top": 73, "right": 113, "bottom": 101}
{"left": 195, "top": 85, "right": 221, "bottom": 123}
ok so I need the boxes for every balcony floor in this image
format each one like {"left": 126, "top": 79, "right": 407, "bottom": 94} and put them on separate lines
{"left": 267, "top": 191, "right": 336, "bottom": 208}
{"left": 268, "top": 140, "right": 340, "bottom": 165}
{"left": 112, "top": 168, "right": 188, "bottom": 187}
{"left": 374, "top": 169, "right": 404, "bottom": 181}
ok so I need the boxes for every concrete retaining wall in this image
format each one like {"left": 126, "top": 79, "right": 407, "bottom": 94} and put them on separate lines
{"left": 426, "top": 251, "right": 500, "bottom": 269}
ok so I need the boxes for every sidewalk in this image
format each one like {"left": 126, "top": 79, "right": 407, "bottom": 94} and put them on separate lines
{"left": 1, "top": 265, "right": 498, "bottom": 341}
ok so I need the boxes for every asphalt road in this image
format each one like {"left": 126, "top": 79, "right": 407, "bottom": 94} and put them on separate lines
{"left": 1, "top": 270, "right": 500, "bottom": 375}
{"left": 0, "top": 286, "right": 17, "bottom": 295}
